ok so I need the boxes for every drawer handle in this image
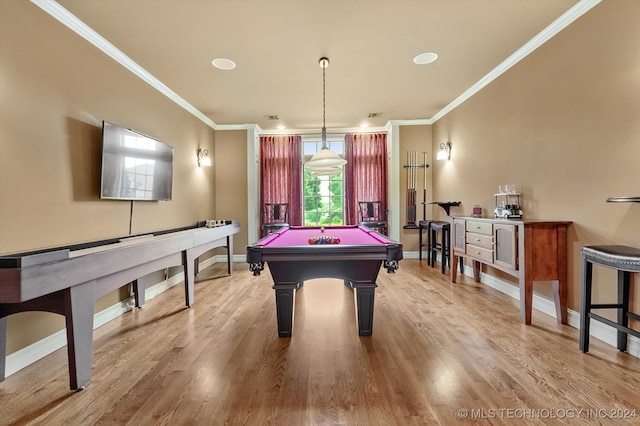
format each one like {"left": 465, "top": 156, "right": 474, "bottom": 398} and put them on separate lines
{"left": 475, "top": 251, "right": 481, "bottom": 255}
{"left": 475, "top": 238, "right": 481, "bottom": 242}
{"left": 475, "top": 226, "right": 481, "bottom": 229}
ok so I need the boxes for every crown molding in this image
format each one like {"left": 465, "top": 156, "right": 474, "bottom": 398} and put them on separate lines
{"left": 31, "top": 0, "right": 218, "bottom": 130}
{"left": 387, "top": 119, "right": 433, "bottom": 126}
{"left": 33, "top": 0, "right": 601, "bottom": 131}
{"left": 430, "top": 0, "right": 602, "bottom": 123}
{"left": 215, "top": 124, "right": 261, "bottom": 131}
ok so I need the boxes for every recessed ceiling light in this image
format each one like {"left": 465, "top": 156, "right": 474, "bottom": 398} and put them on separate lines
{"left": 360, "top": 123, "right": 369, "bottom": 128}
{"left": 413, "top": 52, "right": 438, "bottom": 65}
{"left": 211, "top": 58, "right": 236, "bottom": 70}
{"left": 277, "top": 125, "right": 286, "bottom": 130}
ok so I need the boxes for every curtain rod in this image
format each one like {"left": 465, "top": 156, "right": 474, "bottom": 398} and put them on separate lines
{"left": 261, "top": 131, "right": 388, "bottom": 137}
{"left": 260, "top": 126, "right": 388, "bottom": 136}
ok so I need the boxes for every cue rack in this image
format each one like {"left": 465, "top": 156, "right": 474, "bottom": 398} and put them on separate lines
{"left": 402, "top": 151, "right": 428, "bottom": 229}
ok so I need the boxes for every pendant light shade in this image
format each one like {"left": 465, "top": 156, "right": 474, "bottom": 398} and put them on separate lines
{"left": 306, "top": 147, "right": 346, "bottom": 168}
{"left": 308, "top": 166, "right": 342, "bottom": 176}
{"left": 305, "top": 57, "right": 347, "bottom": 173}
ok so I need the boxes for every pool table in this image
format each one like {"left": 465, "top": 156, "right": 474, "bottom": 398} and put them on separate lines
{"left": 246, "top": 225, "right": 403, "bottom": 337}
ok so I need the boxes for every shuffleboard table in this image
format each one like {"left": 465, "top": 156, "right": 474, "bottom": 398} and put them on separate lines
{"left": 0, "top": 221, "right": 240, "bottom": 390}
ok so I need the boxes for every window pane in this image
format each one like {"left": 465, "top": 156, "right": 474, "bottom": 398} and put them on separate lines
{"left": 327, "top": 141, "right": 343, "bottom": 154}
{"left": 303, "top": 142, "right": 318, "bottom": 156}
{"left": 302, "top": 139, "right": 345, "bottom": 226}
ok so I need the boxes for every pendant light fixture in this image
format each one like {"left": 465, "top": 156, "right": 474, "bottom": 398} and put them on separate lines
{"left": 305, "top": 57, "right": 347, "bottom": 173}
{"left": 310, "top": 166, "right": 342, "bottom": 176}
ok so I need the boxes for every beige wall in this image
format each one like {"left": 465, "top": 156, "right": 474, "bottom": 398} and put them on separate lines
{"left": 214, "top": 130, "right": 249, "bottom": 252}
{"left": 430, "top": 0, "right": 640, "bottom": 315}
{"left": 397, "top": 125, "right": 433, "bottom": 252}
{"left": 1, "top": 2, "right": 216, "bottom": 353}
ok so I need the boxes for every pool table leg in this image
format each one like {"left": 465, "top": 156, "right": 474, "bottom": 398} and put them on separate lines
{"left": 354, "top": 283, "right": 376, "bottom": 336}
{"left": 274, "top": 284, "right": 298, "bottom": 338}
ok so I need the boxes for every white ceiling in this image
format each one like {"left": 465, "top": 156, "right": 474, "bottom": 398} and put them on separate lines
{"left": 51, "top": 0, "right": 590, "bottom": 132}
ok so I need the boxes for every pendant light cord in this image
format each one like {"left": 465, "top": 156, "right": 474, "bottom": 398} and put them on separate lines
{"left": 320, "top": 57, "right": 328, "bottom": 146}
{"left": 323, "top": 63, "right": 326, "bottom": 132}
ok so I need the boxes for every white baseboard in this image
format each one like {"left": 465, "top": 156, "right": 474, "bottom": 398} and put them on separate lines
{"left": 410, "top": 250, "right": 640, "bottom": 359}
{"left": 6, "top": 253, "right": 638, "bottom": 378}
{"left": 5, "top": 300, "right": 133, "bottom": 378}
{"left": 5, "top": 254, "right": 223, "bottom": 378}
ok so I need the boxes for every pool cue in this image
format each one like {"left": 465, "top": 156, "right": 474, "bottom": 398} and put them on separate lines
{"left": 422, "top": 152, "right": 427, "bottom": 221}
{"left": 407, "top": 151, "right": 416, "bottom": 226}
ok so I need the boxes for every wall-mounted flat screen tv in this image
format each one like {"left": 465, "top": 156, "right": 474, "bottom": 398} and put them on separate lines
{"left": 100, "top": 121, "right": 173, "bottom": 201}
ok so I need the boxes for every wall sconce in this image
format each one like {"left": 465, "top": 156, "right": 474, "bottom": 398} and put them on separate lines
{"left": 197, "top": 148, "right": 212, "bottom": 167}
{"left": 436, "top": 141, "right": 451, "bottom": 161}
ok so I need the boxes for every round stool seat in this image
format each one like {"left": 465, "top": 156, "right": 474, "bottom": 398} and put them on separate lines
{"left": 429, "top": 221, "right": 449, "bottom": 230}
{"left": 582, "top": 245, "right": 640, "bottom": 271}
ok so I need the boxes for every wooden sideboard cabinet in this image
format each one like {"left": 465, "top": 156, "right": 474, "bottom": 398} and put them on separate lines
{"left": 451, "top": 217, "right": 571, "bottom": 325}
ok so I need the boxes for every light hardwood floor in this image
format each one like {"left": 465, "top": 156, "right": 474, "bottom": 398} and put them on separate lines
{"left": 1, "top": 260, "right": 638, "bottom": 425}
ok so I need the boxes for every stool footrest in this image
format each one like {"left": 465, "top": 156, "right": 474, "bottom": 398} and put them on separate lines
{"left": 590, "top": 303, "right": 624, "bottom": 309}
{"left": 588, "top": 313, "right": 640, "bottom": 340}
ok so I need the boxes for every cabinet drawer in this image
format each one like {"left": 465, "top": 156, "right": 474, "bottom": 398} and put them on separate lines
{"left": 466, "top": 244, "right": 494, "bottom": 263}
{"left": 466, "top": 232, "right": 494, "bottom": 250}
{"left": 466, "top": 221, "right": 492, "bottom": 235}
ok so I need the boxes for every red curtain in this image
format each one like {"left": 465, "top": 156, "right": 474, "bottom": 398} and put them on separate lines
{"left": 260, "top": 135, "right": 302, "bottom": 231}
{"left": 344, "top": 133, "right": 388, "bottom": 225}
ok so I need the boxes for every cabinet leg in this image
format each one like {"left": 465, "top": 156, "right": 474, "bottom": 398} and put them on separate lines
{"left": 473, "top": 260, "right": 481, "bottom": 282}
{"left": 451, "top": 254, "right": 459, "bottom": 283}
{"left": 520, "top": 278, "right": 533, "bottom": 325}
{"left": 552, "top": 279, "right": 568, "bottom": 324}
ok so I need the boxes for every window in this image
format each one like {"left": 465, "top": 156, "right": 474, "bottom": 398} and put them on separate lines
{"left": 302, "top": 139, "right": 345, "bottom": 226}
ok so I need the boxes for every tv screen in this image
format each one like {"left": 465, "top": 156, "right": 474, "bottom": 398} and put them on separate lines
{"left": 100, "top": 121, "right": 173, "bottom": 201}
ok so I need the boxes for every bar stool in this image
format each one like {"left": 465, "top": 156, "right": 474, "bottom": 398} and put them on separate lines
{"left": 418, "top": 220, "right": 432, "bottom": 263}
{"left": 429, "top": 221, "right": 450, "bottom": 274}
{"left": 580, "top": 245, "right": 640, "bottom": 353}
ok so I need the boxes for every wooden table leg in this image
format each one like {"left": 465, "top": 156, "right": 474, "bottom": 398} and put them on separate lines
{"left": 451, "top": 253, "right": 459, "bottom": 283}
{"left": 554, "top": 224, "right": 568, "bottom": 324}
{"left": 552, "top": 279, "right": 568, "bottom": 324}
{"left": 473, "top": 260, "right": 481, "bottom": 282}
{"left": 520, "top": 276, "right": 533, "bottom": 325}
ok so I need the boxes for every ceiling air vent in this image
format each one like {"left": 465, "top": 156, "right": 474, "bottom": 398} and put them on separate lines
{"left": 264, "top": 115, "right": 279, "bottom": 120}
{"left": 368, "top": 112, "right": 383, "bottom": 118}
